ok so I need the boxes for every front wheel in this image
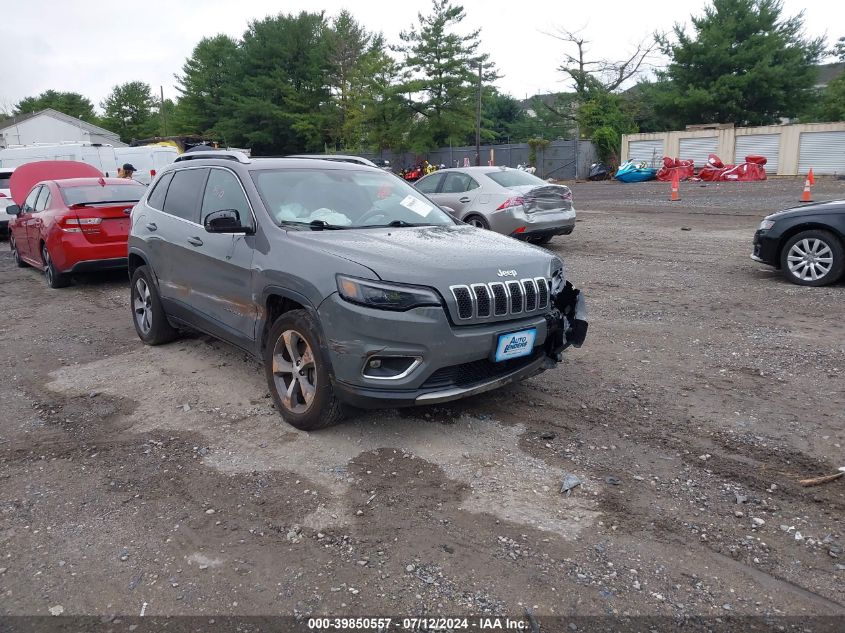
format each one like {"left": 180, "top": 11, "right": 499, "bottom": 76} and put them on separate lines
{"left": 41, "top": 244, "right": 70, "bottom": 288}
{"left": 264, "top": 309, "right": 345, "bottom": 431}
{"left": 130, "top": 265, "right": 177, "bottom": 345}
{"left": 780, "top": 230, "right": 844, "bottom": 287}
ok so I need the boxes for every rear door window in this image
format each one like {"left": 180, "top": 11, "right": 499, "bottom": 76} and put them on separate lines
{"left": 201, "top": 169, "right": 252, "bottom": 226}
{"left": 162, "top": 168, "right": 207, "bottom": 223}
{"left": 34, "top": 189, "right": 51, "bottom": 212}
{"left": 147, "top": 171, "right": 173, "bottom": 210}
{"left": 415, "top": 173, "right": 443, "bottom": 194}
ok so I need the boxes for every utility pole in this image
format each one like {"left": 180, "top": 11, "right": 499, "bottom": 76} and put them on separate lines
{"left": 160, "top": 86, "right": 168, "bottom": 137}
{"left": 475, "top": 62, "right": 482, "bottom": 166}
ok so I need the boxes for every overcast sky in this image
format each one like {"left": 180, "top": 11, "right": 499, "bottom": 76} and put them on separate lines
{"left": 1, "top": 0, "right": 841, "bottom": 112}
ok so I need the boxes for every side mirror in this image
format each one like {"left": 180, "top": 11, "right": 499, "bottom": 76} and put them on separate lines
{"left": 204, "top": 209, "right": 253, "bottom": 234}
{"left": 4, "top": 204, "right": 20, "bottom": 216}
{"left": 440, "top": 205, "right": 457, "bottom": 216}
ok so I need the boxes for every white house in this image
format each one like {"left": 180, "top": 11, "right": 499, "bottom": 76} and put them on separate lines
{"left": 0, "top": 108, "right": 125, "bottom": 148}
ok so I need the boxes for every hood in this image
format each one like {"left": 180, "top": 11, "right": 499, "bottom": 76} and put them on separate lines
{"left": 293, "top": 224, "right": 556, "bottom": 287}
{"left": 766, "top": 199, "right": 845, "bottom": 220}
{"left": 10, "top": 160, "right": 103, "bottom": 205}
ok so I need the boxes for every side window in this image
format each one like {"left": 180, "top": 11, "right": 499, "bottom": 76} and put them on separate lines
{"left": 201, "top": 169, "right": 252, "bottom": 226}
{"left": 162, "top": 168, "right": 207, "bottom": 223}
{"left": 442, "top": 172, "right": 477, "bottom": 194}
{"left": 35, "top": 189, "right": 51, "bottom": 212}
{"left": 147, "top": 171, "right": 173, "bottom": 210}
{"left": 22, "top": 186, "right": 41, "bottom": 213}
{"left": 415, "top": 173, "right": 443, "bottom": 194}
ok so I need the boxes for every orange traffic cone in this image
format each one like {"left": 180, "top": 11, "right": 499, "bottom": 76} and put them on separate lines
{"left": 800, "top": 168, "right": 814, "bottom": 202}
{"left": 670, "top": 171, "right": 680, "bottom": 201}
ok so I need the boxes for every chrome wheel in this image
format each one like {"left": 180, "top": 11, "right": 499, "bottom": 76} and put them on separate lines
{"left": 272, "top": 330, "right": 317, "bottom": 414}
{"left": 787, "top": 238, "right": 833, "bottom": 282}
{"left": 11, "top": 237, "right": 20, "bottom": 265}
{"left": 133, "top": 278, "right": 153, "bottom": 334}
{"left": 468, "top": 217, "right": 487, "bottom": 228}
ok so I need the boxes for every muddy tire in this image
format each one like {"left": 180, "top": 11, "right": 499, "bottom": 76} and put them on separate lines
{"left": 41, "top": 244, "right": 70, "bottom": 288}
{"left": 779, "top": 230, "right": 844, "bottom": 287}
{"left": 264, "top": 309, "right": 345, "bottom": 431}
{"left": 130, "top": 265, "right": 177, "bottom": 345}
{"left": 11, "top": 236, "right": 26, "bottom": 267}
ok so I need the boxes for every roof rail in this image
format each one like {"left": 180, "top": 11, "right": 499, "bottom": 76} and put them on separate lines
{"left": 173, "top": 150, "right": 251, "bottom": 164}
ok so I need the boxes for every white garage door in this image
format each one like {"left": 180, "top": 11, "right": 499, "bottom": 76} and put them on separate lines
{"left": 679, "top": 136, "right": 718, "bottom": 169}
{"left": 799, "top": 131, "right": 845, "bottom": 175}
{"left": 627, "top": 140, "right": 663, "bottom": 166}
{"left": 735, "top": 134, "right": 780, "bottom": 173}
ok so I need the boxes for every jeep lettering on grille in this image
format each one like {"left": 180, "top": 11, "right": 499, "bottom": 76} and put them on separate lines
{"left": 497, "top": 269, "right": 517, "bottom": 277}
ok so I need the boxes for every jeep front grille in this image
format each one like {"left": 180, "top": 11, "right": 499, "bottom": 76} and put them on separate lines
{"left": 450, "top": 278, "right": 550, "bottom": 321}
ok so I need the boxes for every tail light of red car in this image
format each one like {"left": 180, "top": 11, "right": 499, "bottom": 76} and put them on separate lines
{"left": 60, "top": 217, "right": 102, "bottom": 234}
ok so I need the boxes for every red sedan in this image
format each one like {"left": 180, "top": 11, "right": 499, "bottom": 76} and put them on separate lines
{"left": 7, "top": 161, "right": 146, "bottom": 288}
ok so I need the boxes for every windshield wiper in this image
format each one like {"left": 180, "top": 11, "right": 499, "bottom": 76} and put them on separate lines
{"left": 375, "top": 220, "right": 435, "bottom": 228}
{"left": 308, "top": 219, "right": 349, "bottom": 230}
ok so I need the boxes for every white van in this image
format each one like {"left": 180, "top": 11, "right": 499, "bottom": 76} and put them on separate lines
{"left": 114, "top": 145, "right": 179, "bottom": 184}
{"left": 0, "top": 142, "right": 120, "bottom": 177}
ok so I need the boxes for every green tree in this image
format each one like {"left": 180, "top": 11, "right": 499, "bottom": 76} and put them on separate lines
{"left": 326, "top": 10, "right": 373, "bottom": 148}
{"left": 174, "top": 34, "right": 240, "bottom": 137}
{"left": 343, "top": 34, "right": 411, "bottom": 152}
{"left": 832, "top": 36, "right": 845, "bottom": 61}
{"left": 14, "top": 90, "right": 97, "bottom": 122}
{"left": 576, "top": 92, "right": 637, "bottom": 164}
{"left": 656, "top": 0, "right": 825, "bottom": 126}
{"left": 394, "top": 0, "right": 498, "bottom": 150}
{"left": 100, "top": 81, "right": 158, "bottom": 142}
{"left": 219, "top": 11, "right": 332, "bottom": 154}
{"left": 803, "top": 75, "right": 845, "bottom": 122}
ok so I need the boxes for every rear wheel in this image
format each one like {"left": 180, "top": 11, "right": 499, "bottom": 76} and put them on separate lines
{"left": 130, "top": 265, "right": 177, "bottom": 345}
{"left": 264, "top": 309, "right": 345, "bottom": 431}
{"left": 41, "top": 244, "right": 70, "bottom": 288}
{"left": 10, "top": 236, "right": 26, "bottom": 268}
{"left": 780, "top": 230, "right": 844, "bottom": 287}
{"left": 464, "top": 214, "right": 490, "bottom": 230}
{"left": 532, "top": 234, "right": 554, "bottom": 245}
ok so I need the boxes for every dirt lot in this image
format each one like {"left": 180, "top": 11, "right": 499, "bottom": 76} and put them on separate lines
{"left": 0, "top": 177, "right": 843, "bottom": 628}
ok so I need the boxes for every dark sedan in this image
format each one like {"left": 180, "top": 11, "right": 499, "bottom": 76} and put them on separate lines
{"left": 752, "top": 200, "right": 845, "bottom": 286}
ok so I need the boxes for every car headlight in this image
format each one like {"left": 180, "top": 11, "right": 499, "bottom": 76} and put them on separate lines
{"left": 758, "top": 219, "right": 776, "bottom": 231}
{"left": 336, "top": 275, "right": 442, "bottom": 311}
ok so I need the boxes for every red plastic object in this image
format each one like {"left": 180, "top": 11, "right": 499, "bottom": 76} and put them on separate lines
{"left": 10, "top": 160, "right": 103, "bottom": 205}
{"left": 656, "top": 157, "right": 695, "bottom": 182}
{"left": 698, "top": 154, "right": 767, "bottom": 181}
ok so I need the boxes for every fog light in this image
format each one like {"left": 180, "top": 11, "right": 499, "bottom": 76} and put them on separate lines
{"left": 362, "top": 356, "right": 422, "bottom": 380}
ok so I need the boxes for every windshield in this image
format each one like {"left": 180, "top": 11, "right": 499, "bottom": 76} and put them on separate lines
{"left": 61, "top": 184, "right": 147, "bottom": 206}
{"left": 486, "top": 169, "right": 548, "bottom": 188}
{"left": 0, "top": 174, "right": 11, "bottom": 189}
{"left": 251, "top": 168, "right": 455, "bottom": 228}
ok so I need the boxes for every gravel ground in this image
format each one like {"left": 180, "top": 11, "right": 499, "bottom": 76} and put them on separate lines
{"left": 0, "top": 178, "right": 843, "bottom": 629}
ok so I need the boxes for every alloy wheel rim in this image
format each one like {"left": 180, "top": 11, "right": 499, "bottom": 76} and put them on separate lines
{"left": 470, "top": 218, "right": 485, "bottom": 228}
{"left": 133, "top": 278, "right": 153, "bottom": 334}
{"left": 272, "top": 329, "right": 317, "bottom": 415}
{"left": 11, "top": 238, "right": 19, "bottom": 263}
{"left": 42, "top": 248, "right": 52, "bottom": 284}
{"left": 787, "top": 238, "right": 833, "bottom": 281}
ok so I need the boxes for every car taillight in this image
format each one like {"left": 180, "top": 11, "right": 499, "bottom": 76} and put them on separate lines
{"left": 61, "top": 217, "right": 102, "bottom": 233}
{"left": 0, "top": 192, "right": 6, "bottom": 198}
{"left": 562, "top": 189, "right": 573, "bottom": 201}
{"left": 496, "top": 196, "right": 525, "bottom": 211}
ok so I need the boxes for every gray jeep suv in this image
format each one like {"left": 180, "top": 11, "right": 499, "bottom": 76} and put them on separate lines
{"left": 127, "top": 152, "right": 587, "bottom": 430}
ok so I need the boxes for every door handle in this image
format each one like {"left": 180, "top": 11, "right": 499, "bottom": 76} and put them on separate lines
{"left": 459, "top": 197, "right": 471, "bottom": 203}
{"left": 146, "top": 223, "right": 157, "bottom": 231}
{"left": 187, "top": 236, "right": 203, "bottom": 247}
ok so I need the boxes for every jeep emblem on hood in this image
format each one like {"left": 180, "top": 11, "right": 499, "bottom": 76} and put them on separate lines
{"left": 497, "top": 269, "right": 518, "bottom": 277}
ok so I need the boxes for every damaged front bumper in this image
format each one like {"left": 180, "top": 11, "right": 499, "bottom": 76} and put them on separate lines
{"left": 544, "top": 281, "right": 589, "bottom": 362}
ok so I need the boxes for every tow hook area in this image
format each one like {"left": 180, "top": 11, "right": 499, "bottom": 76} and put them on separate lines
{"left": 544, "top": 281, "right": 588, "bottom": 363}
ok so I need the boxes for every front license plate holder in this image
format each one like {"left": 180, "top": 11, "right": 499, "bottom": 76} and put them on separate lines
{"left": 494, "top": 328, "right": 537, "bottom": 362}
